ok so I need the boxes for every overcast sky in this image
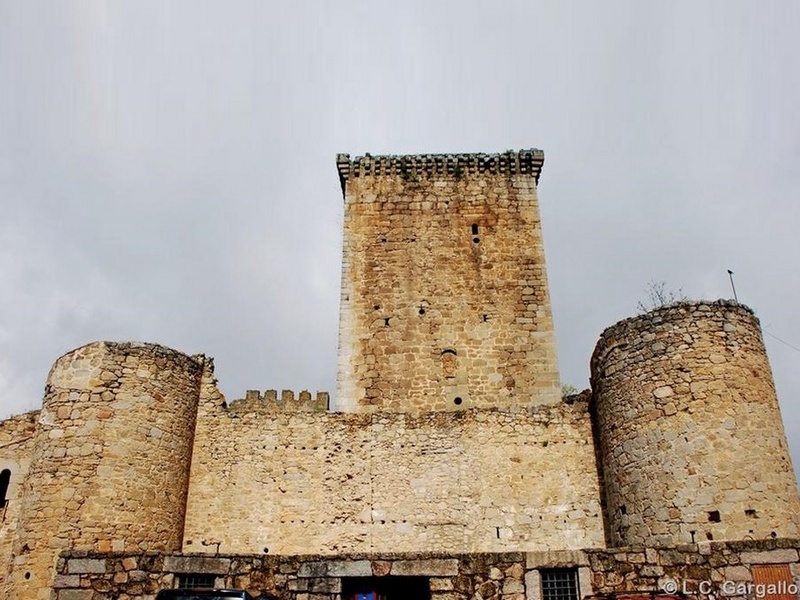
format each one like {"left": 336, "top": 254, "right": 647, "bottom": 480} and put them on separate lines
{"left": 1, "top": 1, "right": 799, "bottom": 482}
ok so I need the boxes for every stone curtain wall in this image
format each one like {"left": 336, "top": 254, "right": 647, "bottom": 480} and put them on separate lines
{"left": 182, "top": 395, "right": 604, "bottom": 556}
{"left": 0, "top": 411, "right": 38, "bottom": 597}
{"left": 335, "top": 151, "right": 561, "bottom": 412}
{"left": 49, "top": 539, "right": 800, "bottom": 600}
{"left": 591, "top": 301, "right": 800, "bottom": 548}
{"left": 8, "top": 342, "right": 205, "bottom": 600}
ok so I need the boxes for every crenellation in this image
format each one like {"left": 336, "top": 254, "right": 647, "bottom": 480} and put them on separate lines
{"left": 336, "top": 150, "right": 544, "bottom": 194}
{"left": 230, "top": 389, "right": 331, "bottom": 413}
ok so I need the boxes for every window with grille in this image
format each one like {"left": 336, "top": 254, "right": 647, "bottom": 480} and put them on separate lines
{"left": 176, "top": 573, "right": 216, "bottom": 588}
{"left": 540, "top": 568, "right": 579, "bottom": 600}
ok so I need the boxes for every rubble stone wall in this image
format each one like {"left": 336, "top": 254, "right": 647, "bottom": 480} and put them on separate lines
{"left": 8, "top": 342, "right": 204, "bottom": 600}
{"left": 0, "top": 410, "right": 38, "bottom": 597}
{"left": 591, "top": 301, "right": 800, "bottom": 548}
{"left": 182, "top": 394, "right": 604, "bottom": 556}
{"left": 335, "top": 151, "right": 561, "bottom": 412}
{"left": 48, "top": 538, "right": 800, "bottom": 600}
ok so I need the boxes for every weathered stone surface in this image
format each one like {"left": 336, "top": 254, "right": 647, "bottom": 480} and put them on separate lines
{"left": 8, "top": 342, "right": 205, "bottom": 599}
{"left": 67, "top": 558, "right": 106, "bottom": 574}
{"left": 336, "top": 150, "right": 560, "bottom": 412}
{"left": 58, "top": 591, "right": 93, "bottom": 600}
{"left": 392, "top": 559, "right": 459, "bottom": 576}
{"left": 182, "top": 400, "right": 604, "bottom": 555}
{"left": 163, "top": 555, "right": 231, "bottom": 574}
{"left": 430, "top": 577, "right": 455, "bottom": 591}
{"left": 592, "top": 302, "right": 800, "bottom": 548}
{"left": 371, "top": 560, "right": 392, "bottom": 577}
{"left": 51, "top": 575, "right": 81, "bottom": 588}
{"left": 740, "top": 549, "right": 799, "bottom": 564}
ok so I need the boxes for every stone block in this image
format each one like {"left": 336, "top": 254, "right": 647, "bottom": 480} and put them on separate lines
{"left": 724, "top": 566, "right": 752, "bottom": 581}
{"left": 430, "top": 578, "right": 454, "bottom": 591}
{"left": 59, "top": 591, "right": 93, "bottom": 600}
{"left": 289, "top": 579, "right": 309, "bottom": 591}
{"left": 740, "top": 549, "right": 799, "bottom": 564}
{"left": 310, "top": 577, "right": 342, "bottom": 593}
{"left": 372, "top": 561, "right": 392, "bottom": 577}
{"left": 506, "top": 563, "right": 525, "bottom": 579}
{"left": 297, "top": 562, "right": 329, "bottom": 578}
{"left": 327, "top": 560, "right": 373, "bottom": 577}
{"left": 122, "top": 557, "right": 138, "bottom": 571}
{"left": 52, "top": 574, "right": 81, "bottom": 588}
{"left": 504, "top": 579, "right": 525, "bottom": 594}
{"left": 163, "top": 555, "right": 231, "bottom": 574}
{"left": 392, "top": 559, "right": 459, "bottom": 576}
{"left": 68, "top": 558, "right": 107, "bottom": 574}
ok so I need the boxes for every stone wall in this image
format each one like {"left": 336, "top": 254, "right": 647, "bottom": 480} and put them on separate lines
{"left": 8, "top": 342, "right": 205, "bottom": 600}
{"left": 182, "top": 393, "right": 604, "bottom": 556}
{"left": 591, "top": 301, "right": 800, "bottom": 548}
{"left": 335, "top": 151, "right": 561, "bottom": 412}
{"left": 48, "top": 538, "right": 800, "bottom": 600}
{"left": 0, "top": 410, "right": 38, "bottom": 597}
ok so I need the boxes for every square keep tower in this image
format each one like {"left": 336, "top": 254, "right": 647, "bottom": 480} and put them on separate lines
{"left": 335, "top": 150, "right": 561, "bottom": 412}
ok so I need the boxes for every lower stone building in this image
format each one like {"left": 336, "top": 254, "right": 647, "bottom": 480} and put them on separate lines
{"left": 1, "top": 150, "right": 798, "bottom": 600}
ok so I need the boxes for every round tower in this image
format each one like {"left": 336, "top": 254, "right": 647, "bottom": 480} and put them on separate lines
{"left": 591, "top": 301, "right": 800, "bottom": 547}
{"left": 9, "top": 342, "right": 204, "bottom": 600}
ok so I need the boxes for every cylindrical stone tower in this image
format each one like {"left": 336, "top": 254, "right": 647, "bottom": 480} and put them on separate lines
{"left": 9, "top": 342, "right": 204, "bottom": 600}
{"left": 591, "top": 301, "right": 800, "bottom": 547}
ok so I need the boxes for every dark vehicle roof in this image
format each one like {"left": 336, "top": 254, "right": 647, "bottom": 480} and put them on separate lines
{"left": 155, "top": 589, "right": 253, "bottom": 600}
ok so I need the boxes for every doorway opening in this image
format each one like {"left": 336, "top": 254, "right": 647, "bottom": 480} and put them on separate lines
{"left": 342, "top": 577, "right": 430, "bottom": 600}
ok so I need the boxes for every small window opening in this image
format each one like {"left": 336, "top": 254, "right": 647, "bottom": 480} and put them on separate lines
{"left": 689, "top": 530, "right": 696, "bottom": 543}
{"left": 418, "top": 307, "right": 426, "bottom": 315}
{"left": 482, "top": 314, "right": 489, "bottom": 322}
{"left": 473, "top": 237, "right": 480, "bottom": 244}
{"left": 540, "top": 568, "right": 579, "bottom": 600}
{"left": 495, "top": 526, "right": 500, "bottom": 539}
{"left": 471, "top": 223, "right": 479, "bottom": 235}
{"left": 745, "top": 509, "right": 758, "bottom": 518}
{"left": 706, "top": 532, "right": 714, "bottom": 540}
{"left": 619, "top": 504, "right": 626, "bottom": 515}
{"left": 441, "top": 349, "right": 457, "bottom": 379}
{"left": 454, "top": 397, "right": 463, "bottom": 405}
{"left": 384, "top": 318, "right": 390, "bottom": 327}
{"left": 707, "top": 510, "right": 721, "bottom": 523}
{"left": 24, "top": 572, "right": 31, "bottom": 580}
{"left": 176, "top": 573, "right": 216, "bottom": 588}
{"left": 0, "top": 469, "right": 10, "bottom": 509}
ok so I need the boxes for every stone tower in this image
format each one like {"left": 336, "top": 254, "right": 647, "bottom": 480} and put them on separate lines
{"left": 591, "top": 301, "right": 800, "bottom": 548}
{"left": 8, "top": 342, "right": 204, "bottom": 600}
{"left": 335, "top": 150, "right": 561, "bottom": 412}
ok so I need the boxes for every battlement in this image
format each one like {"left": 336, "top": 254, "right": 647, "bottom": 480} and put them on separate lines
{"left": 228, "top": 389, "right": 330, "bottom": 413}
{"left": 336, "top": 149, "right": 544, "bottom": 194}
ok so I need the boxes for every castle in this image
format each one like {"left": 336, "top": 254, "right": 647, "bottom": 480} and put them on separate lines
{"left": 1, "top": 149, "right": 799, "bottom": 600}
